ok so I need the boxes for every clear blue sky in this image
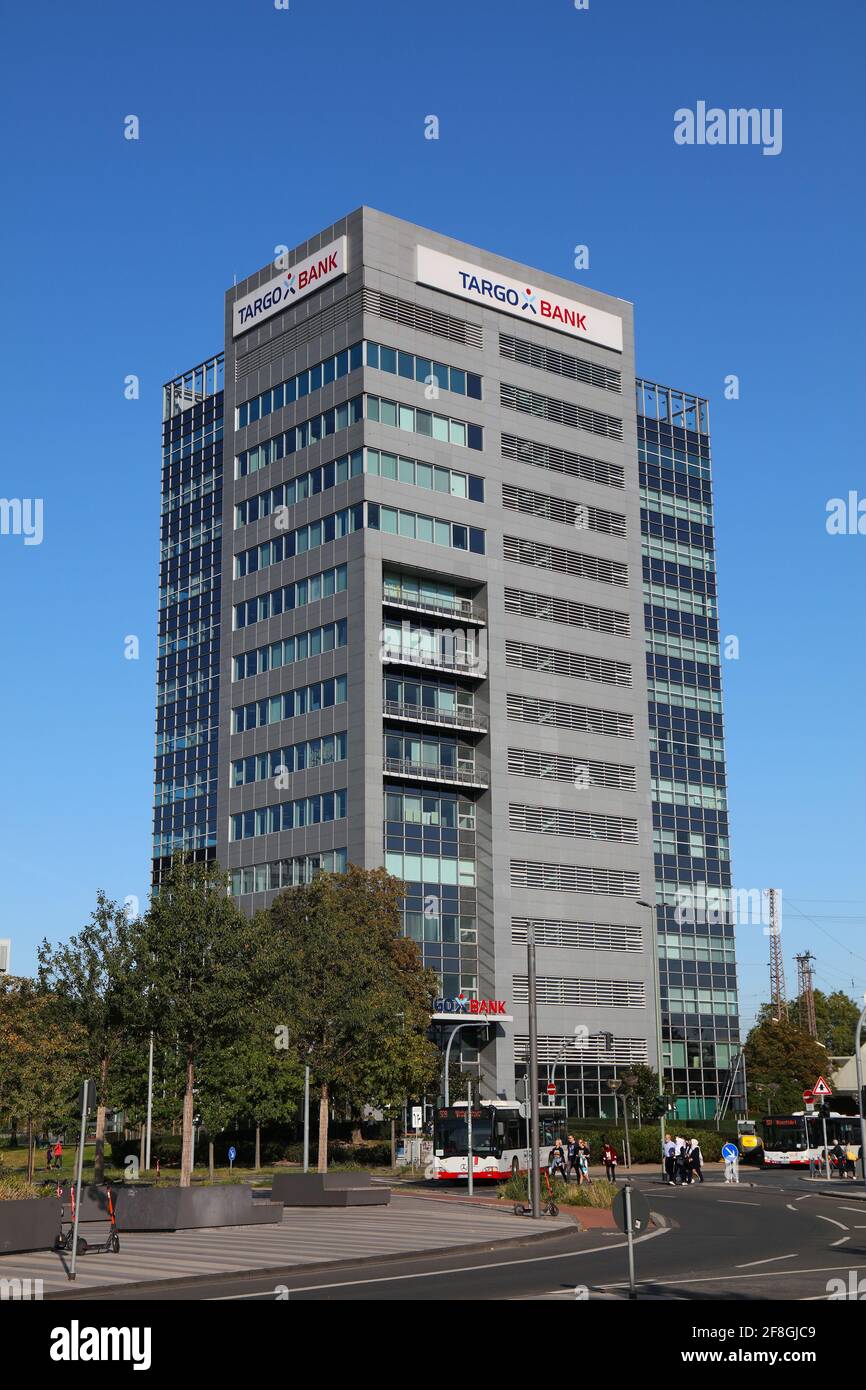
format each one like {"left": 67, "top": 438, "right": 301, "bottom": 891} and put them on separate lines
{"left": 1, "top": 0, "right": 864, "bottom": 1030}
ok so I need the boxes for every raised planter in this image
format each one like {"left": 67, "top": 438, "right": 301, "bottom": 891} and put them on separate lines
{"left": 0, "top": 1198, "right": 62, "bottom": 1254}
{"left": 113, "top": 1184, "right": 282, "bottom": 1232}
{"left": 270, "top": 1172, "right": 391, "bottom": 1207}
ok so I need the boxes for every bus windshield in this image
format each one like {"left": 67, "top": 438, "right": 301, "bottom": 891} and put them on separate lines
{"left": 762, "top": 1116, "right": 808, "bottom": 1152}
{"left": 434, "top": 1108, "right": 496, "bottom": 1157}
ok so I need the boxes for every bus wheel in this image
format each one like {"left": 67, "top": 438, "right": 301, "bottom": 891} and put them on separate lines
{"left": 511, "top": 1157, "right": 520, "bottom": 1176}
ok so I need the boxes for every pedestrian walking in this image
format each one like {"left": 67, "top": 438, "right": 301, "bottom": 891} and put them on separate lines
{"left": 548, "top": 1138, "right": 567, "bottom": 1182}
{"left": 53, "top": 1140, "right": 63, "bottom": 1172}
{"left": 830, "top": 1141, "right": 845, "bottom": 1178}
{"left": 674, "top": 1136, "right": 689, "bottom": 1185}
{"left": 566, "top": 1135, "right": 580, "bottom": 1183}
{"left": 688, "top": 1138, "right": 704, "bottom": 1183}
{"left": 603, "top": 1140, "right": 618, "bottom": 1182}
{"left": 578, "top": 1139, "right": 590, "bottom": 1185}
{"left": 663, "top": 1133, "right": 676, "bottom": 1184}
{"left": 45, "top": 1137, "right": 53, "bottom": 1170}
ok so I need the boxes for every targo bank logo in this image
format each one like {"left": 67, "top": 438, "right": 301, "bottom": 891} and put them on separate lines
{"left": 434, "top": 993, "right": 507, "bottom": 1016}
{"left": 232, "top": 236, "right": 346, "bottom": 338}
{"left": 236, "top": 252, "right": 338, "bottom": 329}
{"left": 456, "top": 270, "right": 585, "bottom": 331}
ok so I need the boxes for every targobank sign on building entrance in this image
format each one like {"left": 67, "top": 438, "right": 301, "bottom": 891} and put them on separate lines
{"left": 416, "top": 245, "right": 623, "bottom": 353}
{"left": 232, "top": 236, "right": 347, "bottom": 338}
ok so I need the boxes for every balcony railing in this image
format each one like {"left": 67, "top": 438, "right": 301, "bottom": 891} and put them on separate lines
{"left": 382, "top": 698, "right": 487, "bottom": 734}
{"left": 382, "top": 587, "right": 486, "bottom": 625}
{"left": 382, "top": 756, "right": 489, "bottom": 789}
{"left": 381, "top": 643, "right": 486, "bottom": 678}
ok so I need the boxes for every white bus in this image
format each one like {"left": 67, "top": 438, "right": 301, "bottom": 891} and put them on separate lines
{"left": 761, "top": 1111, "right": 862, "bottom": 1170}
{"left": 430, "top": 1099, "right": 567, "bottom": 1181}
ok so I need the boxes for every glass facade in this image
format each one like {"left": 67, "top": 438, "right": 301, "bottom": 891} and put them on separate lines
{"left": 636, "top": 378, "right": 741, "bottom": 1120}
{"left": 153, "top": 356, "right": 224, "bottom": 877}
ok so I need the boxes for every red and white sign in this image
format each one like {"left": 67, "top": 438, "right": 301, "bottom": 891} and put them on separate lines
{"left": 416, "top": 245, "right": 624, "bottom": 352}
{"left": 546, "top": 1082, "right": 557, "bottom": 1097}
{"left": 812, "top": 1076, "right": 832, "bottom": 1096}
{"left": 802, "top": 1090, "right": 814, "bottom": 1102}
{"left": 232, "top": 236, "right": 347, "bottom": 337}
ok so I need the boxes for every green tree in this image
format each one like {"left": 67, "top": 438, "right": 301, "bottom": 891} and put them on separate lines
{"left": 135, "top": 856, "right": 254, "bottom": 1186}
{"left": 198, "top": 1014, "right": 304, "bottom": 1169}
{"left": 743, "top": 1014, "right": 830, "bottom": 1114}
{"left": 0, "top": 976, "right": 86, "bottom": 1180}
{"left": 37, "top": 890, "right": 138, "bottom": 1181}
{"left": 264, "top": 866, "right": 440, "bottom": 1171}
{"left": 790, "top": 989, "right": 861, "bottom": 1055}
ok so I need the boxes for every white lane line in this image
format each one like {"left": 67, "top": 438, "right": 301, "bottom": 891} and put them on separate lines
{"left": 795, "top": 1195, "right": 814, "bottom": 1202}
{"left": 815, "top": 1214, "right": 849, "bottom": 1231}
{"left": 716, "top": 1199, "right": 760, "bottom": 1206}
{"left": 831, "top": 1236, "right": 851, "bottom": 1247}
{"left": 836, "top": 1206, "right": 866, "bottom": 1214}
{"left": 595, "top": 1261, "right": 866, "bottom": 1292}
{"left": 209, "top": 1224, "right": 671, "bottom": 1297}
{"left": 786, "top": 1203, "right": 799, "bottom": 1212}
{"left": 735, "top": 1253, "right": 798, "bottom": 1269}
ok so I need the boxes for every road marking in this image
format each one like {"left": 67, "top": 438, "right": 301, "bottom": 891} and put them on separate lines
{"left": 786, "top": 1203, "right": 800, "bottom": 1212}
{"left": 815, "top": 1214, "right": 849, "bottom": 1231}
{"left": 595, "top": 1261, "right": 866, "bottom": 1292}
{"left": 831, "top": 1236, "right": 850, "bottom": 1247}
{"left": 716, "top": 1199, "right": 760, "bottom": 1206}
{"left": 836, "top": 1206, "right": 866, "bottom": 1214}
{"left": 735, "top": 1253, "right": 798, "bottom": 1269}
{"left": 209, "top": 1225, "right": 670, "bottom": 1297}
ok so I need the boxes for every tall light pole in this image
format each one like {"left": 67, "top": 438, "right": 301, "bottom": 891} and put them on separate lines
{"left": 637, "top": 898, "right": 666, "bottom": 1175}
{"left": 144, "top": 1030, "right": 154, "bottom": 1173}
{"left": 855, "top": 1002, "right": 866, "bottom": 1190}
{"left": 527, "top": 929, "right": 541, "bottom": 1219}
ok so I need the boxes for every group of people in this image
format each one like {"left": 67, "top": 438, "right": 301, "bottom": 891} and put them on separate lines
{"left": 547, "top": 1135, "right": 620, "bottom": 1183}
{"left": 662, "top": 1133, "right": 704, "bottom": 1185}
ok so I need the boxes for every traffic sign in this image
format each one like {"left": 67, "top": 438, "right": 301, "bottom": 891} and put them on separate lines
{"left": 227, "top": 1145, "right": 237, "bottom": 1166}
{"left": 803, "top": 1089, "right": 813, "bottom": 1101}
{"left": 546, "top": 1082, "right": 557, "bottom": 1097}
{"left": 611, "top": 1184, "right": 651, "bottom": 1234}
{"left": 721, "top": 1142, "right": 739, "bottom": 1161}
{"left": 812, "top": 1076, "right": 832, "bottom": 1096}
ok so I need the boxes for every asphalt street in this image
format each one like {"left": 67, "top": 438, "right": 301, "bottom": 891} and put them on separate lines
{"left": 77, "top": 1170, "right": 866, "bottom": 1301}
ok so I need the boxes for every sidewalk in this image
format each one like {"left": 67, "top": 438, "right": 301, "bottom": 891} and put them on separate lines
{"left": 0, "top": 1192, "right": 572, "bottom": 1298}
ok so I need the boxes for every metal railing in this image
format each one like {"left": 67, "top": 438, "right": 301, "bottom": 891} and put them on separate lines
{"left": 382, "top": 757, "right": 489, "bottom": 788}
{"left": 381, "top": 644, "right": 486, "bottom": 677}
{"left": 382, "top": 699, "right": 487, "bottom": 732}
{"left": 382, "top": 588, "right": 485, "bottom": 624}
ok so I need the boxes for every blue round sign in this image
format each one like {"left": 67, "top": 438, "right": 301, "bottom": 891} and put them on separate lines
{"left": 227, "top": 1145, "right": 237, "bottom": 1162}
{"left": 722, "top": 1142, "right": 739, "bottom": 1161}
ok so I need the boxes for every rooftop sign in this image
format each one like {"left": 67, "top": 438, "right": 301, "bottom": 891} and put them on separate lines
{"left": 416, "top": 245, "right": 623, "bottom": 353}
{"left": 232, "top": 236, "right": 347, "bottom": 338}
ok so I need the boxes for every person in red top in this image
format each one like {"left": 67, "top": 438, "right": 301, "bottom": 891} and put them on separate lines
{"left": 603, "top": 1141, "right": 618, "bottom": 1182}
{"left": 53, "top": 1140, "right": 63, "bottom": 1171}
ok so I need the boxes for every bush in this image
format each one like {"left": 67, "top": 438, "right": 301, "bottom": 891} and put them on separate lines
{"left": 0, "top": 1172, "right": 52, "bottom": 1201}
{"left": 109, "top": 1135, "right": 393, "bottom": 1169}
{"left": 497, "top": 1173, "right": 618, "bottom": 1208}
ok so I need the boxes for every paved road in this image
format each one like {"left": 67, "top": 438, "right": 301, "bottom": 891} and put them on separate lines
{"left": 78, "top": 1172, "right": 866, "bottom": 1300}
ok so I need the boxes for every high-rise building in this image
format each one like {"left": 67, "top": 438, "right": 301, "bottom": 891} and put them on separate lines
{"left": 637, "top": 381, "right": 742, "bottom": 1120}
{"left": 154, "top": 207, "right": 738, "bottom": 1112}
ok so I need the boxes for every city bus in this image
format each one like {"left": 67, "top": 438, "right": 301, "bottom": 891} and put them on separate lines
{"left": 761, "top": 1112, "right": 863, "bottom": 1169}
{"left": 430, "top": 1099, "right": 567, "bottom": 1181}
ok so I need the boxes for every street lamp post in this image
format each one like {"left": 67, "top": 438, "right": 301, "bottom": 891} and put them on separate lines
{"left": 637, "top": 898, "right": 666, "bottom": 1178}
{"left": 855, "top": 1003, "right": 866, "bottom": 1190}
{"left": 607, "top": 1077, "right": 623, "bottom": 1162}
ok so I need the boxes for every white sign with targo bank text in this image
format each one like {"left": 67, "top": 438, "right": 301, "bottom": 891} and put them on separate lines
{"left": 416, "top": 245, "right": 623, "bottom": 353}
{"left": 232, "top": 236, "right": 347, "bottom": 338}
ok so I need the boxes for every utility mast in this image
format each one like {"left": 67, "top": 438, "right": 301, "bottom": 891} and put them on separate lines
{"left": 795, "top": 950, "right": 818, "bottom": 1039}
{"left": 766, "top": 888, "right": 788, "bottom": 1021}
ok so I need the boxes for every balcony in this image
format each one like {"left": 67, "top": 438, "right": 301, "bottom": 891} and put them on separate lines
{"left": 382, "top": 698, "right": 487, "bottom": 735}
{"left": 381, "top": 642, "right": 486, "bottom": 679}
{"left": 382, "top": 586, "right": 486, "bottom": 626}
{"left": 382, "top": 756, "right": 489, "bottom": 790}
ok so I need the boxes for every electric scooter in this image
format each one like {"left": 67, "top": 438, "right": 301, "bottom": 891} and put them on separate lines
{"left": 54, "top": 1180, "right": 120, "bottom": 1254}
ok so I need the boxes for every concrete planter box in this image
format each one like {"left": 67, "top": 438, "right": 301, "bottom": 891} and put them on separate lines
{"left": 113, "top": 1184, "right": 282, "bottom": 1232}
{"left": 0, "top": 1198, "right": 62, "bottom": 1254}
{"left": 270, "top": 1173, "right": 391, "bottom": 1207}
